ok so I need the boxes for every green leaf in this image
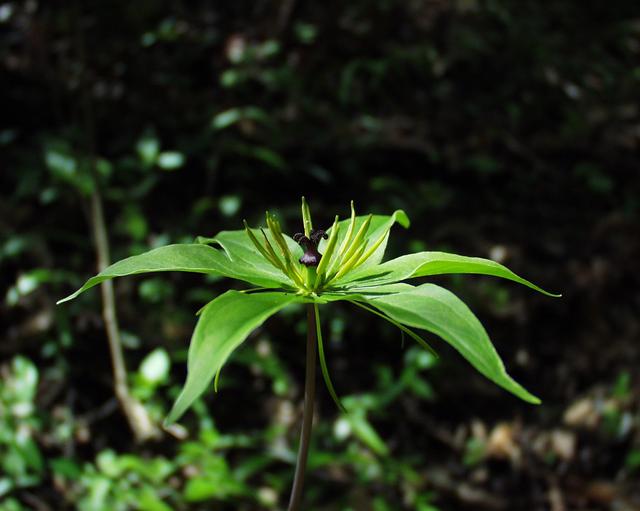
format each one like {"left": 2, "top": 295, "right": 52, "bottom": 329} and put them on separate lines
{"left": 139, "top": 348, "right": 170, "bottom": 385}
{"left": 313, "top": 284, "right": 438, "bottom": 355}
{"left": 317, "top": 282, "right": 415, "bottom": 303}
{"left": 165, "top": 291, "right": 297, "bottom": 424}
{"left": 230, "top": 143, "right": 286, "bottom": 169}
{"left": 211, "top": 106, "right": 270, "bottom": 130}
{"left": 136, "top": 135, "right": 160, "bottom": 166}
{"left": 157, "top": 151, "right": 185, "bottom": 170}
{"left": 218, "top": 195, "right": 242, "bottom": 217}
{"left": 358, "top": 284, "right": 540, "bottom": 404}
{"left": 44, "top": 140, "right": 93, "bottom": 195}
{"left": 57, "top": 244, "right": 287, "bottom": 304}
{"left": 342, "top": 251, "right": 559, "bottom": 296}
{"left": 138, "top": 487, "right": 173, "bottom": 511}
{"left": 212, "top": 229, "right": 300, "bottom": 283}
{"left": 10, "top": 356, "right": 39, "bottom": 405}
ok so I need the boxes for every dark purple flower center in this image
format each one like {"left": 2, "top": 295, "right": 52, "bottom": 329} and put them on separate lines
{"left": 293, "top": 229, "right": 328, "bottom": 267}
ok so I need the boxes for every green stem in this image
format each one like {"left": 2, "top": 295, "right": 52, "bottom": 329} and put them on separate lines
{"left": 288, "top": 304, "right": 318, "bottom": 511}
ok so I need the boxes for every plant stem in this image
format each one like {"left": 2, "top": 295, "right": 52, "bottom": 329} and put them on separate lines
{"left": 287, "top": 304, "right": 318, "bottom": 511}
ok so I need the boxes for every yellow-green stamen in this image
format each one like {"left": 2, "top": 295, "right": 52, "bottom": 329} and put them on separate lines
{"left": 244, "top": 220, "right": 283, "bottom": 270}
{"left": 331, "top": 243, "right": 366, "bottom": 282}
{"left": 348, "top": 227, "right": 389, "bottom": 272}
{"left": 245, "top": 199, "right": 384, "bottom": 293}
{"left": 301, "top": 196, "right": 313, "bottom": 237}
{"left": 266, "top": 212, "right": 304, "bottom": 284}
{"left": 337, "top": 214, "right": 372, "bottom": 267}
{"left": 329, "top": 201, "right": 356, "bottom": 276}
{"left": 259, "top": 229, "right": 286, "bottom": 271}
{"left": 314, "top": 216, "right": 340, "bottom": 285}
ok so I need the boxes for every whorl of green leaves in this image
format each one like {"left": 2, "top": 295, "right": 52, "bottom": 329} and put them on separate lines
{"left": 59, "top": 197, "right": 559, "bottom": 424}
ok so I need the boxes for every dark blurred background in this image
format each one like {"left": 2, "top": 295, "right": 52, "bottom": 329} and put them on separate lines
{"left": 1, "top": 1, "right": 639, "bottom": 509}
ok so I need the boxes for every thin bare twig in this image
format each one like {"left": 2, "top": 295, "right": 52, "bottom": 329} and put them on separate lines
{"left": 75, "top": 2, "right": 157, "bottom": 442}
{"left": 88, "top": 175, "right": 158, "bottom": 442}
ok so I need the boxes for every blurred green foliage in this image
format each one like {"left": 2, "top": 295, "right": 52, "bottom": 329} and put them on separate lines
{"left": 0, "top": 346, "right": 442, "bottom": 510}
{"left": 0, "top": 358, "right": 43, "bottom": 500}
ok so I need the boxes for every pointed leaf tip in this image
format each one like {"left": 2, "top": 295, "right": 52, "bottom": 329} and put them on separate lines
{"left": 395, "top": 209, "right": 410, "bottom": 228}
{"left": 359, "top": 284, "right": 541, "bottom": 405}
{"left": 57, "top": 243, "right": 292, "bottom": 305}
{"left": 342, "top": 251, "right": 558, "bottom": 297}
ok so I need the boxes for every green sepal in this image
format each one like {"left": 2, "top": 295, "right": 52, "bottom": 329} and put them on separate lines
{"left": 301, "top": 196, "right": 313, "bottom": 237}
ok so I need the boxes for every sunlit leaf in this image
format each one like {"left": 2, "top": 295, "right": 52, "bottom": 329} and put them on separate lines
{"left": 211, "top": 106, "right": 269, "bottom": 130}
{"left": 136, "top": 135, "right": 160, "bottom": 166}
{"left": 157, "top": 151, "right": 185, "bottom": 170}
{"left": 57, "top": 244, "right": 289, "bottom": 304}
{"left": 165, "top": 291, "right": 297, "bottom": 424}
{"left": 139, "top": 349, "right": 170, "bottom": 385}
{"left": 357, "top": 283, "right": 540, "bottom": 404}
{"left": 218, "top": 195, "right": 242, "bottom": 217}
{"left": 342, "top": 251, "right": 559, "bottom": 296}
{"left": 211, "top": 229, "right": 300, "bottom": 283}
